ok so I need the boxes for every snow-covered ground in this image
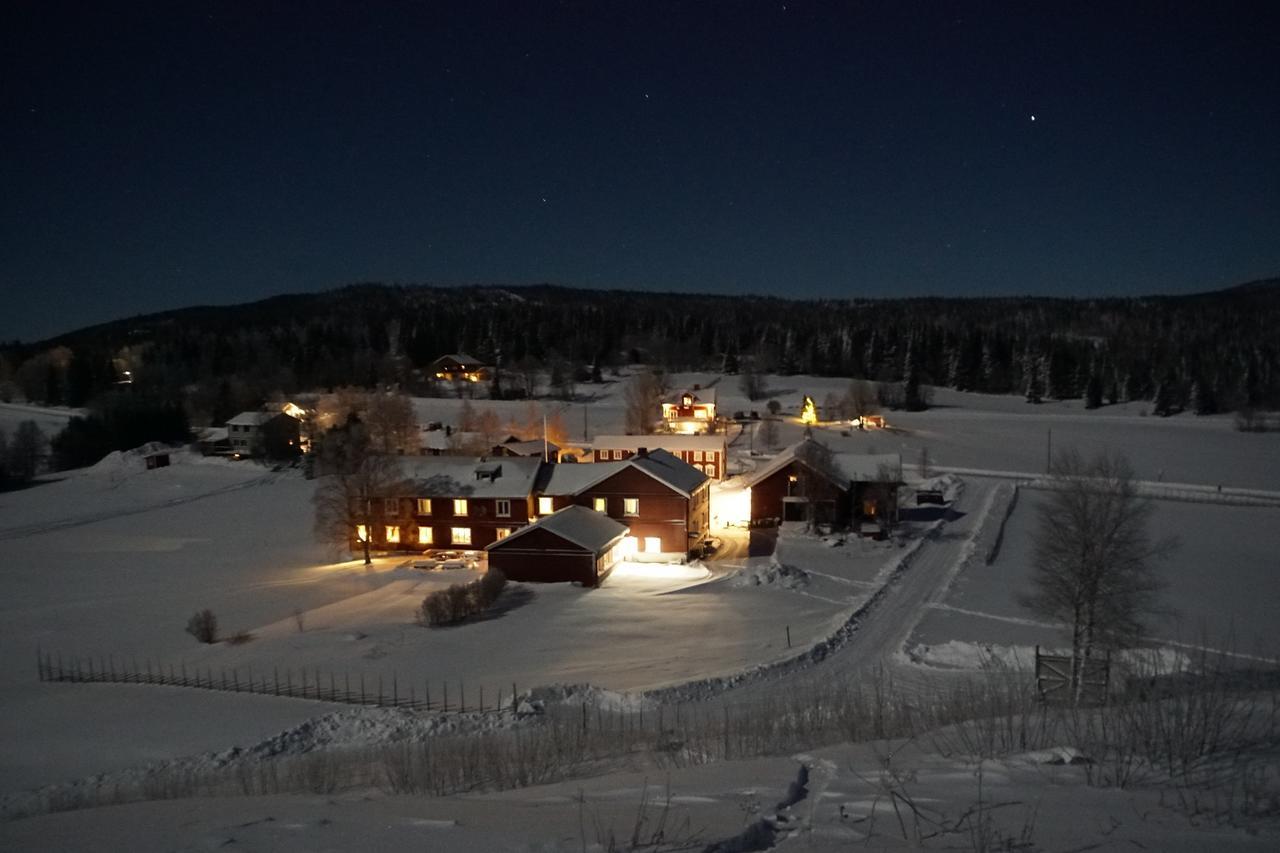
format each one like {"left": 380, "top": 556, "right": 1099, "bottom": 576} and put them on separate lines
{"left": 2, "top": 377, "right": 1278, "bottom": 847}
{"left": 0, "top": 401, "right": 84, "bottom": 437}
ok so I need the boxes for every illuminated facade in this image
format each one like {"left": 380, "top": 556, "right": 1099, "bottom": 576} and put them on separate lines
{"left": 660, "top": 389, "right": 716, "bottom": 434}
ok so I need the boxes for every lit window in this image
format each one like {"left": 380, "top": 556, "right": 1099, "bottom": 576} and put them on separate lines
{"left": 622, "top": 536, "right": 639, "bottom": 556}
{"left": 418, "top": 527, "right": 433, "bottom": 545}
{"left": 453, "top": 499, "right": 468, "bottom": 516}
{"left": 416, "top": 498, "right": 432, "bottom": 515}
{"left": 496, "top": 499, "right": 511, "bottom": 517}
{"left": 623, "top": 498, "right": 639, "bottom": 516}
{"left": 495, "top": 527, "right": 511, "bottom": 540}
{"left": 385, "top": 525, "right": 401, "bottom": 544}
{"left": 593, "top": 497, "right": 607, "bottom": 513}
{"left": 613, "top": 449, "right": 623, "bottom": 460}
{"left": 644, "top": 536, "right": 662, "bottom": 553}
{"left": 538, "top": 496, "right": 555, "bottom": 515}
{"left": 384, "top": 498, "right": 399, "bottom": 515}
{"left": 694, "top": 450, "right": 703, "bottom": 462}
{"left": 355, "top": 524, "right": 368, "bottom": 542}
{"left": 451, "top": 527, "right": 472, "bottom": 545}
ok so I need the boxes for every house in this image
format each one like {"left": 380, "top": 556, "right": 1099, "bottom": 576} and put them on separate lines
{"left": 354, "top": 456, "right": 545, "bottom": 553}
{"left": 485, "top": 505, "right": 629, "bottom": 586}
{"left": 492, "top": 438, "right": 560, "bottom": 462}
{"left": 225, "top": 411, "right": 301, "bottom": 460}
{"left": 430, "top": 353, "right": 491, "bottom": 384}
{"left": 590, "top": 434, "right": 727, "bottom": 479}
{"left": 661, "top": 387, "right": 716, "bottom": 434}
{"left": 737, "top": 439, "right": 901, "bottom": 532}
{"left": 196, "top": 426, "right": 231, "bottom": 456}
{"left": 538, "top": 448, "right": 711, "bottom": 559}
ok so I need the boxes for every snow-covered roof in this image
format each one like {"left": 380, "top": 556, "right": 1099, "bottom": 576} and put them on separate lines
{"left": 198, "top": 427, "right": 228, "bottom": 442}
{"left": 663, "top": 387, "right": 716, "bottom": 405}
{"left": 486, "top": 505, "right": 627, "bottom": 554}
{"left": 432, "top": 353, "right": 486, "bottom": 366}
{"left": 742, "top": 440, "right": 902, "bottom": 488}
{"left": 500, "top": 439, "right": 559, "bottom": 457}
{"left": 226, "top": 411, "right": 275, "bottom": 427}
{"left": 541, "top": 448, "right": 708, "bottom": 498}
{"left": 422, "top": 430, "right": 451, "bottom": 451}
{"left": 397, "top": 456, "right": 544, "bottom": 499}
{"left": 592, "top": 434, "right": 726, "bottom": 453}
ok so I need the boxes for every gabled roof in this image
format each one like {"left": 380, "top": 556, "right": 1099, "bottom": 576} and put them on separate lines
{"left": 226, "top": 411, "right": 282, "bottom": 427}
{"left": 541, "top": 448, "right": 708, "bottom": 498}
{"left": 485, "top": 505, "right": 628, "bottom": 554}
{"left": 431, "top": 353, "right": 486, "bottom": 367}
{"left": 663, "top": 387, "right": 716, "bottom": 405}
{"left": 398, "top": 456, "right": 544, "bottom": 499}
{"left": 742, "top": 440, "right": 902, "bottom": 488}
{"left": 591, "top": 434, "right": 726, "bottom": 453}
{"left": 498, "top": 439, "right": 559, "bottom": 457}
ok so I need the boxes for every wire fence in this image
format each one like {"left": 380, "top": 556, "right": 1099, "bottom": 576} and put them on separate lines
{"left": 36, "top": 648, "right": 515, "bottom": 715}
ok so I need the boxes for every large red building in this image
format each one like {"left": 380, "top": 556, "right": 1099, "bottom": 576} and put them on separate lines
{"left": 590, "top": 434, "right": 727, "bottom": 479}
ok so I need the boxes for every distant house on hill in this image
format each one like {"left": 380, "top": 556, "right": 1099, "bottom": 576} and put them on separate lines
{"left": 591, "top": 434, "right": 727, "bottom": 479}
{"left": 225, "top": 411, "right": 301, "bottom": 460}
{"left": 430, "top": 354, "right": 491, "bottom": 384}
{"left": 738, "top": 438, "right": 901, "bottom": 533}
{"left": 661, "top": 387, "right": 716, "bottom": 434}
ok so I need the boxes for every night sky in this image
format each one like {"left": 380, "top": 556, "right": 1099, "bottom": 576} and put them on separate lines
{"left": 3, "top": 1, "right": 1278, "bottom": 342}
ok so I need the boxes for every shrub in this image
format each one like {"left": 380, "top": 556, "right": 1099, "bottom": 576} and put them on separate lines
{"left": 479, "top": 568, "right": 507, "bottom": 605}
{"left": 185, "top": 609, "right": 218, "bottom": 644}
{"left": 415, "top": 570, "right": 508, "bottom": 627}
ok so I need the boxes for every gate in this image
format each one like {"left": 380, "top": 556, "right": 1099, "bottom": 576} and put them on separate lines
{"left": 1035, "top": 646, "right": 1110, "bottom": 705}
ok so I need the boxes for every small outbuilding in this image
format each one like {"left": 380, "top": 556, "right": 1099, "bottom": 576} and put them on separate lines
{"left": 485, "top": 505, "right": 629, "bottom": 586}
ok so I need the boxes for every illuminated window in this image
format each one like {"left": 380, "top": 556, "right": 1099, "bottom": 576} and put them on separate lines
{"left": 355, "top": 524, "right": 368, "bottom": 542}
{"left": 384, "top": 498, "right": 399, "bottom": 515}
{"left": 451, "top": 527, "right": 472, "bottom": 545}
{"left": 495, "top": 527, "right": 511, "bottom": 540}
{"left": 613, "top": 449, "right": 623, "bottom": 460}
{"left": 416, "top": 498, "right": 432, "bottom": 515}
{"left": 453, "top": 499, "right": 468, "bottom": 516}
{"left": 623, "top": 498, "right": 639, "bottom": 516}
{"left": 622, "top": 536, "right": 639, "bottom": 556}
{"left": 644, "top": 536, "right": 661, "bottom": 553}
{"left": 695, "top": 408, "right": 709, "bottom": 419}
{"left": 496, "top": 499, "right": 511, "bottom": 517}
{"left": 418, "top": 527, "right": 433, "bottom": 545}
{"left": 593, "top": 497, "right": 607, "bottom": 513}
{"left": 385, "top": 525, "right": 401, "bottom": 544}
{"left": 538, "top": 496, "right": 554, "bottom": 515}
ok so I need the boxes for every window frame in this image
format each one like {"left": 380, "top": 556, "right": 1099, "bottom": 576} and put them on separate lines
{"left": 623, "top": 497, "right": 639, "bottom": 516}
{"left": 451, "top": 526, "right": 472, "bottom": 545}
{"left": 453, "top": 498, "right": 468, "bottom": 517}
{"left": 496, "top": 499, "right": 511, "bottom": 517}
{"left": 416, "top": 498, "right": 432, "bottom": 515}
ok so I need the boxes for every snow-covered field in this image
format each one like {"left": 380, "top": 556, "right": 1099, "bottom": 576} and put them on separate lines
{"left": 2, "top": 377, "right": 1278, "bottom": 847}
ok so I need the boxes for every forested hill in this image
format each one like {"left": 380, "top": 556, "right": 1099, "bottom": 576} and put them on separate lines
{"left": 2, "top": 279, "right": 1278, "bottom": 417}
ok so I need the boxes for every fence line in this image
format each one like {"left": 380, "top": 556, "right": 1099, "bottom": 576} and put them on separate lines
{"left": 35, "top": 648, "right": 516, "bottom": 715}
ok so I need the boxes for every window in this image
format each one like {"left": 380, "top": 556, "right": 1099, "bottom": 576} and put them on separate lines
{"left": 453, "top": 498, "right": 468, "bottom": 517}
{"left": 451, "top": 527, "right": 472, "bottom": 545}
{"left": 623, "top": 498, "right": 639, "bottom": 516}
{"left": 416, "top": 498, "right": 432, "bottom": 515}
{"left": 593, "top": 497, "right": 607, "bottom": 513}
{"left": 495, "top": 527, "right": 511, "bottom": 540}
{"left": 613, "top": 449, "right": 623, "bottom": 460}
{"left": 355, "top": 524, "right": 368, "bottom": 542}
{"left": 622, "top": 536, "right": 639, "bottom": 556}
{"left": 418, "top": 526, "right": 433, "bottom": 545}
{"left": 496, "top": 499, "right": 511, "bottom": 517}
{"left": 644, "top": 536, "right": 662, "bottom": 553}
{"left": 693, "top": 450, "right": 703, "bottom": 462}
{"left": 384, "top": 498, "right": 399, "bottom": 515}
{"left": 385, "top": 525, "right": 401, "bottom": 544}
{"left": 537, "top": 496, "right": 555, "bottom": 515}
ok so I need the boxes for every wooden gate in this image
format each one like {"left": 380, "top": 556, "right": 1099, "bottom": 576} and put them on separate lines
{"left": 1035, "top": 646, "right": 1110, "bottom": 705}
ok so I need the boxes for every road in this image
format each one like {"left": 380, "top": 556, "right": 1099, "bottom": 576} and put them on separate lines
{"left": 704, "top": 477, "right": 997, "bottom": 708}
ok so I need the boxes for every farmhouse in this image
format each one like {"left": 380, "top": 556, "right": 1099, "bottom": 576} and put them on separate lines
{"left": 430, "top": 353, "right": 491, "bottom": 383}
{"left": 661, "top": 388, "right": 716, "bottom": 434}
{"left": 591, "top": 434, "right": 727, "bottom": 479}
{"left": 492, "top": 437, "right": 561, "bottom": 462}
{"left": 539, "top": 448, "right": 711, "bottom": 559}
{"left": 225, "top": 410, "right": 301, "bottom": 460}
{"left": 486, "top": 505, "right": 629, "bottom": 586}
{"left": 733, "top": 439, "right": 902, "bottom": 532}
{"left": 354, "top": 456, "right": 544, "bottom": 552}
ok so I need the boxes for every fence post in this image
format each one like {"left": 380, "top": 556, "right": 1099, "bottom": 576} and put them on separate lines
{"left": 425, "top": 681, "right": 431, "bottom": 711}
{"left": 131, "top": 656, "right": 140, "bottom": 684}
{"left": 409, "top": 683, "right": 416, "bottom": 709}
{"left": 360, "top": 673, "right": 366, "bottom": 705}
{"left": 36, "top": 647, "right": 43, "bottom": 682}
{"left": 180, "top": 661, "right": 187, "bottom": 686}
{"left": 274, "top": 666, "right": 280, "bottom": 696}
{"left": 443, "top": 681, "right": 448, "bottom": 712}
{"left": 460, "top": 681, "right": 465, "bottom": 713}
{"left": 345, "top": 671, "right": 351, "bottom": 704}
{"left": 480, "top": 686, "right": 484, "bottom": 713}
{"left": 330, "top": 671, "right": 336, "bottom": 703}
{"left": 582, "top": 702, "right": 587, "bottom": 735}
{"left": 88, "top": 657, "right": 95, "bottom": 682}
{"left": 513, "top": 682, "right": 517, "bottom": 711}
{"left": 393, "top": 674, "right": 398, "bottom": 707}
{"left": 378, "top": 675, "right": 384, "bottom": 706}
{"left": 247, "top": 664, "right": 254, "bottom": 693}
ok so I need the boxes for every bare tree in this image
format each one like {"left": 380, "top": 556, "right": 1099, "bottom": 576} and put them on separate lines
{"left": 739, "top": 366, "right": 766, "bottom": 402}
{"left": 624, "top": 369, "right": 666, "bottom": 434}
{"left": 846, "top": 379, "right": 880, "bottom": 425}
{"left": 758, "top": 416, "right": 780, "bottom": 449}
{"left": 364, "top": 391, "right": 418, "bottom": 455}
{"left": 7, "top": 420, "right": 46, "bottom": 483}
{"left": 794, "top": 437, "right": 842, "bottom": 532}
{"left": 312, "top": 418, "right": 405, "bottom": 565}
{"left": 1019, "top": 449, "right": 1176, "bottom": 701}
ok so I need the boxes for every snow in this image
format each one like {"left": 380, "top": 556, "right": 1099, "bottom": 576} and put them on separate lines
{"left": 492, "top": 504, "right": 627, "bottom": 552}
{"left": 2, "top": 376, "right": 1279, "bottom": 847}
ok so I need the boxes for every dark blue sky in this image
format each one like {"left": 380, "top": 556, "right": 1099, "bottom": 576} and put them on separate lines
{"left": 3, "top": 1, "right": 1278, "bottom": 341}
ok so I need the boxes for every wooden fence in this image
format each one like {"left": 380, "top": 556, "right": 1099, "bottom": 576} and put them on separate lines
{"left": 36, "top": 648, "right": 515, "bottom": 715}
{"left": 1034, "top": 645, "right": 1110, "bottom": 706}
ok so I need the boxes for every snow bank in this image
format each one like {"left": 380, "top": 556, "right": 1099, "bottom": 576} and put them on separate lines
{"left": 906, "top": 640, "right": 1194, "bottom": 674}
{"left": 730, "top": 560, "right": 810, "bottom": 590}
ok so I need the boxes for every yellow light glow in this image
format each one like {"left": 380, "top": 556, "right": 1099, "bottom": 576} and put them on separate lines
{"left": 355, "top": 524, "right": 368, "bottom": 542}
{"left": 281, "top": 402, "right": 306, "bottom": 419}
{"left": 800, "top": 395, "right": 818, "bottom": 425}
{"left": 621, "top": 536, "right": 639, "bottom": 556}
{"left": 716, "top": 487, "right": 752, "bottom": 526}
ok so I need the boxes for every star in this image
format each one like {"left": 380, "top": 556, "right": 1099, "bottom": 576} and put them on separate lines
{"left": 1030, "top": 115, "right": 1036, "bottom": 121}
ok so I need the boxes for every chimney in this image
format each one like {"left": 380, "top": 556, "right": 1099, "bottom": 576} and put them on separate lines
{"left": 636, "top": 447, "right": 648, "bottom": 458}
